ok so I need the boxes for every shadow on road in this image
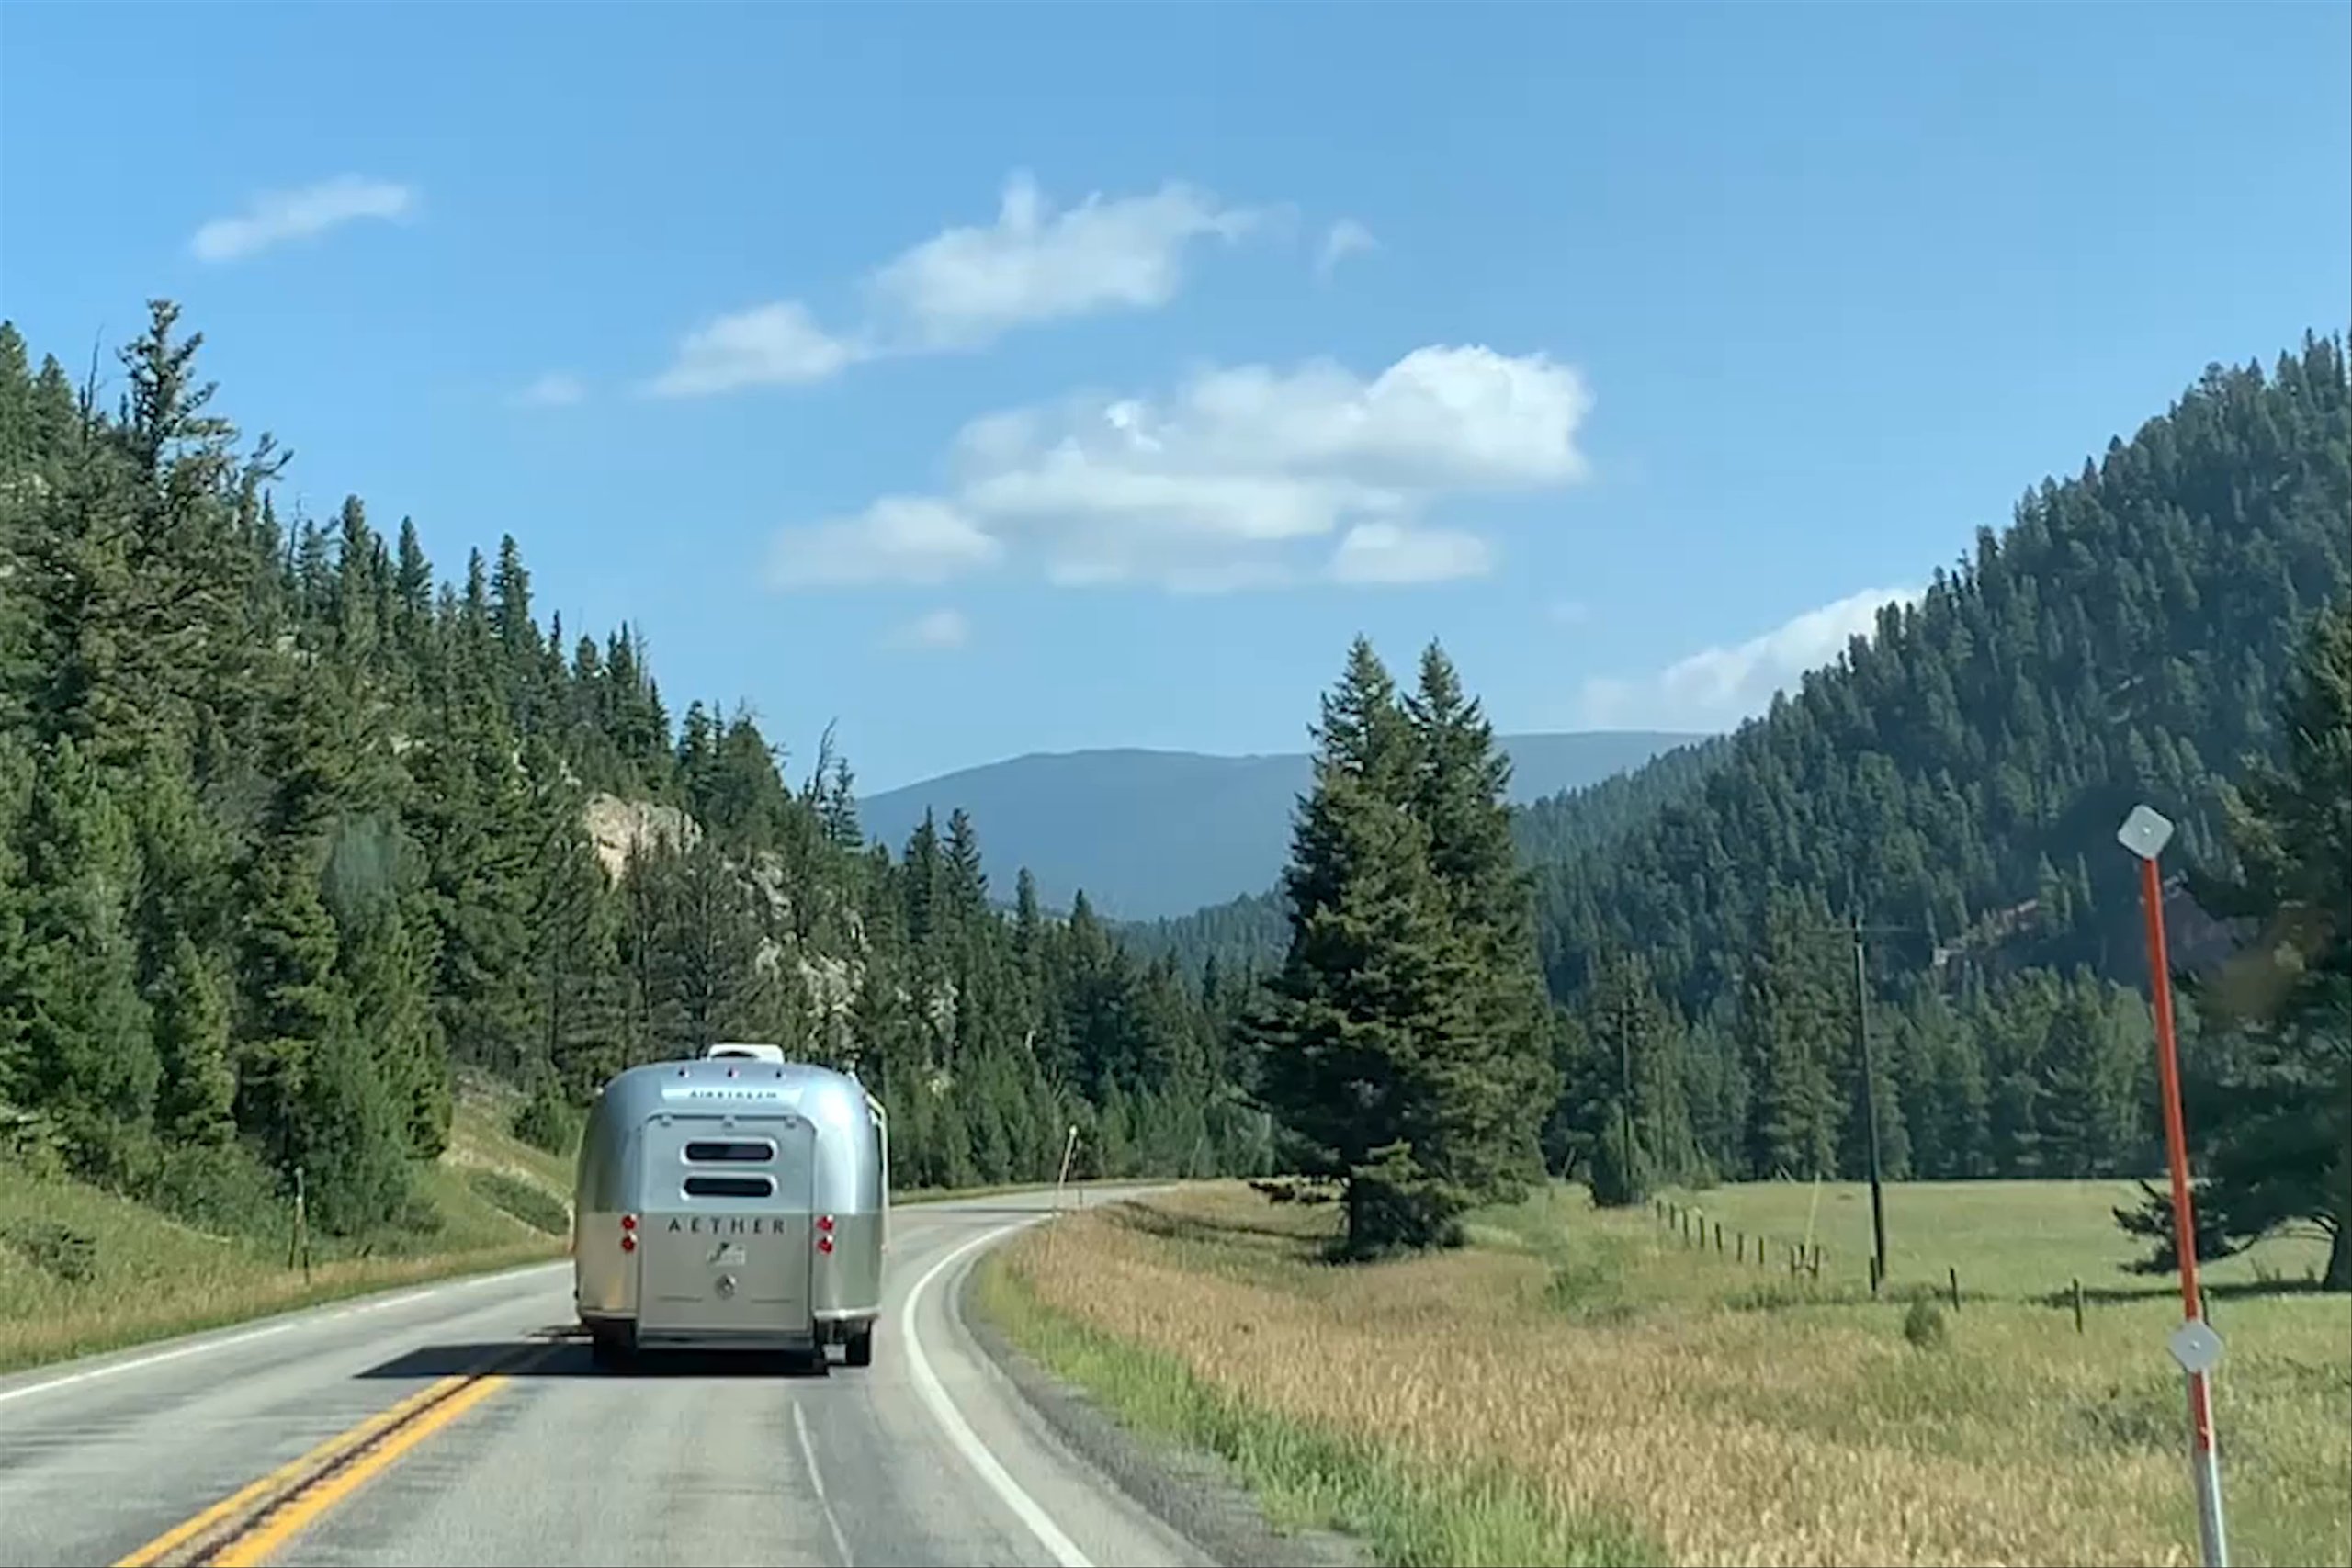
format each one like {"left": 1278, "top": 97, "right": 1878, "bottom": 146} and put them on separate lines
{"left": 356, "top": 1336, "right": 834, "bottom": 1381}
{"left": 916, "top": 1203, "right": 1087, "bottom": 1220}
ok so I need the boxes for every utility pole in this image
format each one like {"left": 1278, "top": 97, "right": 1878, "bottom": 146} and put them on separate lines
{"left": 1617, "top": 981, "right": 1635, "bottom": 1196}
{"left": 1849, "top": 895, "right": 1889, "bottom": 1294}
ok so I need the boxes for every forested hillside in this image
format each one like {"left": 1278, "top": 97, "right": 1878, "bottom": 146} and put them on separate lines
{"left": 0, "top": 302, "right": 1265, "bottom": 1247}
{"left": 1141, "top": 334, "right": 2349, "bottom": 1252}
{"left": 1536, "top": 335, "right": 2348, "bottom": 1195}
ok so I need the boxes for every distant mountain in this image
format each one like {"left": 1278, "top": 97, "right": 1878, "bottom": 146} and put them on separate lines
{"left": 854, "top": 731, "right": 1705, "bottom": 920}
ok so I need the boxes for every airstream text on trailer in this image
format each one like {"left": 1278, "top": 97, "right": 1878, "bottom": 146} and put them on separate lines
{"left": 571, "top": 1045, "right": 889, "bottom": 1369}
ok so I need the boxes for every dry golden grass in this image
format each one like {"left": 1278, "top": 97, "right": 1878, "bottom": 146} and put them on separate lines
{"left": 989, "top": 1182, "right": 2352, "bottom": 1568}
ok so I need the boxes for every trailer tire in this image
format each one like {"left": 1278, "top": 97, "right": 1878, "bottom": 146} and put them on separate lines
{"left": 843, "top": 1326, "right": 874, "bottom": 1368}
{"left": 589, "top": 1325, "right": 636, "bottom": 1372}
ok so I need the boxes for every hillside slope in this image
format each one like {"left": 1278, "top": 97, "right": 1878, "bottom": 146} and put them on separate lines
{"left": 1537, "top": 336, "right": 2349, "bottom": 1014}
{"left": 0, "top": 1077, "right": 570, "bottom": 1373}
{"left": 1131, "top": 333, "right": 2349, "bottom": 1197}
{"left": 858, "top": 730, "right": 1702, "bottom": 919}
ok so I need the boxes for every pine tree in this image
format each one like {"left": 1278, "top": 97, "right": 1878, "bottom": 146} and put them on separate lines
{"left": 235, "top": 837, "right": 349, "bottom": 1168}
{"left": 2139, "top": 601, "right": 2352, "bottom": 1288}
{"left": 149, "top": 931, "right": 234, "bottom": 1145}
{"left": 1570, "top": 949, "right": 1694, "bottom": 1203}
{"left": 0, "top": 737, "right": 158, "bottom": 1174}
{"left": 1403, "top": 640, "right": 1560, "bottom": 1204}
{"left": 1250, "top": 639, "right": 1506, "bottom": 1256}
{"left": 1740, "top": 891, "right": 1846, "bottom": 1180}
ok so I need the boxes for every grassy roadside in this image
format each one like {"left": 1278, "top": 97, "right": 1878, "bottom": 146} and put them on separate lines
{"left": 974, "top": 1243, "right": 1661, "bottom": 1567}
{"left": 0, "top": 1093, "right": 576, "bottom": 1377}
{"left": 972, "top": 1180, "right": 2352, "bottom": 1568}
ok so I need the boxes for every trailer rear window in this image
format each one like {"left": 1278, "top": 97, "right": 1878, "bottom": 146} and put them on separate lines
{"left": 684, "top": 1139, "right": 775, "bottom": 1163}
{"left": 683, "top": 1174, "right": 775, "bottom": 1199}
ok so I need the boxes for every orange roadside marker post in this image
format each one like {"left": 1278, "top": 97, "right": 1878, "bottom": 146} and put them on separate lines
{"left": 2118, "top": 803, "right": 2228, "bottom": 1568}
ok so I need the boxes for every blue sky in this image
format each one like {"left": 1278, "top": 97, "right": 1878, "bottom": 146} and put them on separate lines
{"left": 4, "top": 3, "right": 2346, "bottom": 795}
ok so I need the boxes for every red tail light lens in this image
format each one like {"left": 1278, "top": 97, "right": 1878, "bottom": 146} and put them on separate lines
{"left": 621, "top": 1233, "right": 637, "bottom": 1253}
{"left": 817, "top": 1213, "right": 835, "bottom": 1233}
{"left": 817, "top": 1235, "right": 834, "bottom": 1255}
{"left": 621, "top": 1213, "right": 638, "bottom": 1230}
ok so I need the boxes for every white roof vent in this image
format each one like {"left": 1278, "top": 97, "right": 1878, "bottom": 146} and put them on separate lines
{"left": 704, "top": 1043, "right": 787, "bottom": 1064}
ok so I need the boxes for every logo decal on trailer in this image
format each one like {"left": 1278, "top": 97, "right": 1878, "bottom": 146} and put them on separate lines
{"left": 665, "top": 1214, "right": 795, "bottom": 1235}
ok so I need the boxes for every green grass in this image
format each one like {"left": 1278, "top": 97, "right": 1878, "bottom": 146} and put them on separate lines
{"left": 974, "top": 1247, "right": 1663, "bottom": 1567}
{"left": 1648, "top": 1178, "right": 2335, "bottom": 1303}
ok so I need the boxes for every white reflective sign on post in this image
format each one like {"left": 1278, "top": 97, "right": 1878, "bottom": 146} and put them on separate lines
{"left": 2169, "top": 1320, "right": 2223, "bottom": 1377}
{"left": 2118, "top": 804, "right": 2176, "bottom": 862}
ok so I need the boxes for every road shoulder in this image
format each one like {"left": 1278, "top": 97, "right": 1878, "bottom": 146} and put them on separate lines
{"left": 954, "top": 1258, "right": 1370, "bottom": 1568}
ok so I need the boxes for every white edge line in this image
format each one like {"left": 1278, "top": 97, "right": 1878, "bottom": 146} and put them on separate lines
{"left": 792, "top": 1399, "right": 857, "bottom": 1568}
{"left": 0, "top": 1260, "right": 567, "bottom": 1407}
{"left": 901, "top": 1214, "right": 1094, "bottom": 1568}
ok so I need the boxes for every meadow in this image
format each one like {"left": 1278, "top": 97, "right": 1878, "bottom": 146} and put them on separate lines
{"left": 976, "top": 1179, "right": 2352, "bottom": 1568}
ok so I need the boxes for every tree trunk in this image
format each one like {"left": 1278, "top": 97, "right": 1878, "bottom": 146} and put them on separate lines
{"left": 2324, "top": 1222, "right": 2350, "bottom": 1293}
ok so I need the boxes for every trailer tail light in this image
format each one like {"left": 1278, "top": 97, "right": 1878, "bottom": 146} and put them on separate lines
{"left": 817, "top": 1214, "right": 835, "bottom": 1255}
{"left": 621, "top": 1213, "right": 639, "bottom": 1253}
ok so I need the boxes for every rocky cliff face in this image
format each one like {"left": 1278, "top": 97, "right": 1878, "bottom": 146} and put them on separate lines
{"left": 582, "top": 793, "right": 697, "bottom": 884}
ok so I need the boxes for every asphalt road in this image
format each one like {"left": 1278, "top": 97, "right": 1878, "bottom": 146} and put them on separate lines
{"left": 0, "top": 1189, "right": 1211, "bottom": 1568}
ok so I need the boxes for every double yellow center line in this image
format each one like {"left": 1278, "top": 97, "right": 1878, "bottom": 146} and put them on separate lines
{"left": 112, "top": 1345, "right": 551, "bottom": 1568}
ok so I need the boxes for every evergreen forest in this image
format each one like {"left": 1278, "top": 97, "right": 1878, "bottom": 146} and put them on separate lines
{"left": 0, "top": 302, "right": 1272, "bottom": 1247}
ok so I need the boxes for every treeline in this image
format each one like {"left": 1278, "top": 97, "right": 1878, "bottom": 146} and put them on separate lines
{"left": 1145, "top": 333, "right": 2349, "bottom": 1282}
{"left": 0, "top": 302, "right": 1266, "bottom": 1244}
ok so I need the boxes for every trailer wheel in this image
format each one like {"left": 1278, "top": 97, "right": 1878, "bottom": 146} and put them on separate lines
{"left": 589, "top": 1325, "right": 635, "bottom": 1372}
{"left": 843, "top": 1326, "right": 874, "bottom": 1368}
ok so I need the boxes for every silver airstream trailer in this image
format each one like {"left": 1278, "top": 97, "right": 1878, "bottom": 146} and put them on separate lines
{"left": 571, "top": 1044, "right": 889, "bottom": 1370}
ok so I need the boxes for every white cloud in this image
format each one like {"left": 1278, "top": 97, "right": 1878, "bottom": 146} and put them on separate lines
{"left": 1547, "top": 597, "right": 1591, "bottom": 626}
{"left": 884, "top": 608, "right": 972, "bottom": 651}
{"left": 1316, "top": 218, "right": 1377, "bottom": 278}
{"left": 1329, "top": 522, "right": 1492, "bottom": 585}
{"left": 1577, "top": 584, "right": 1923, "bottom": 729}
{"left": 513, "top": 372, "right": 586, "bottom": 408}
{"left": 191, "top": 175, "right": 416, "bottom": 263}
{"left": 767, "top": 343, "right": 1594, "bottom": 593}
{"left": 869, "top": 171, "right": 1261, "bottom": 350}
{"left": 648, "top": 171, "right": 1262, "bottom": 396}
{"left": 768, "top": 496, "right": 1003, "bottom": 588}
{"left": 647, "top": 301, "right": 865, "bottom": 398}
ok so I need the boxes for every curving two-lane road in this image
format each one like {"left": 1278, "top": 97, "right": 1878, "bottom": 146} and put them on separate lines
{"left": 0, "top": 1189, "right": 1208, "bottom": 1568}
